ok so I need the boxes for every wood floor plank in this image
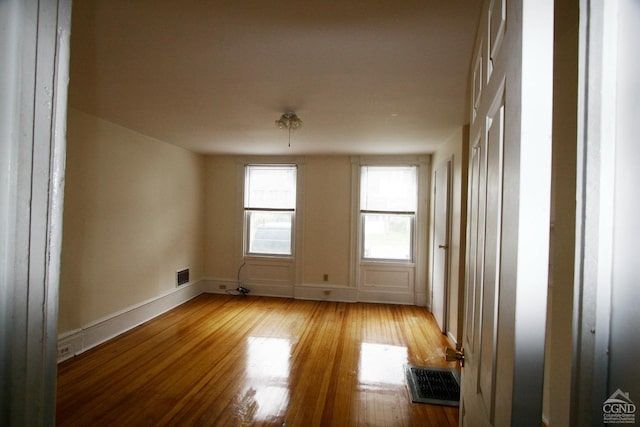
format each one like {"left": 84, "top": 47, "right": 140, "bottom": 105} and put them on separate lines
{"left": 57, "top": 294, "right": 460, "bottom": 426}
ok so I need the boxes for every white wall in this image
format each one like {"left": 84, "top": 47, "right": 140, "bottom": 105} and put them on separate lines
{"left": 302, "top": 157, "right": 352, "bottom": 286}
{"left": 58, "top": 122, "right": 433, "bottom": 347}
{"left": 203, "top": 156, "right": 238, "bottom": 281}
{"left": 203, "top": 155, "right": 353, "bottom": 292}
{"left": 58, "top": 109, "right": 205, "bottom": 334}
{"left": 202, "top": 155, "right": 426, "bottom": 304}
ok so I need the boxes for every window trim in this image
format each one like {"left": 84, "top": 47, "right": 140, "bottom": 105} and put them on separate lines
{"left": 360, "top": 212, "right": 416, "bottom": 262}
{"left": 349, "top": 155, "right": 429, "bottom": 294}
{"left": 234, "top": 156, "right": 305, "bottom": 293}
{"left": 243, "top": 163, "right": 297, "bottom": 258}
{"left": 244, "top": 210, "right": 295, "bottom": 257}
{"left": 358, "top": 164, "right": 419, "bottom": 263}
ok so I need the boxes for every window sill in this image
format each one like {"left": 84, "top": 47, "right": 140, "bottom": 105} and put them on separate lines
{"left": 360, "top": 259, "right": 415, "bottom": 267}
{"left": 244, "top": 255, "right": 295, "bottom": 263}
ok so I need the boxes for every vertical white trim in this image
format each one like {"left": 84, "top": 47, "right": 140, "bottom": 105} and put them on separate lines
{"left": 1, "top": 0, "right": 72, "bottom": 424}
{"left": 571, "top": 0, "right": 620, "bottom": 424}
{"left": 591, "top": 1, "right": 618, "bottom": 418}
{"left": 294, "top": 159, "right": 305, "bottom": 286}
{"left": 509, "top": 0, "right": 554, "bottom": 423}
{"left": 235, "top": 160, "right": 246, "bottom": 274}
{"left": 45, "top": 0, "right": 72, "bottom": 419}
{"left": 0, "top": 2, "right": 22, "bottom": 422}
{"left": 349, "top": 156, "right": 361, "bottom": 288}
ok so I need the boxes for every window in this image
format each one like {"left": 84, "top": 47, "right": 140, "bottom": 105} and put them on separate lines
{"left": 360, "top": 166, "right": 417, "bottom": 261}
{"left": 244, "top": 165, "right": 297, "bottom": 256}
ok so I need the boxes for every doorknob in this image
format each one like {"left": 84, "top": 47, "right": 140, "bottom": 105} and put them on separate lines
{"left": 438, "top": 244, "right": 448, "bottom": 249}
{"left": 445, "top": 347, "right": 465, "bottom": 367}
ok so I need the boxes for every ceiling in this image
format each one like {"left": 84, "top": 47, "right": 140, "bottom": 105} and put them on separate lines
{"left": 68, "top": 0, "right": 482, "bottom": 155}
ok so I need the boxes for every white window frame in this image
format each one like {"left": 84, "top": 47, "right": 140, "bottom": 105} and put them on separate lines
{"left": 349, "top": 156, "right": 429, "bottom": 303}
{"left": 359, "top": 165, "right": 418, "bottom": 262}
{"left": 244, "top": 210, "right": 295, "bottom": 257}
{"left": 243, "top": 164, "right": 297, "bottom": 258}
{"left": 235, "top": 157, "right": 305, "bottom": 290}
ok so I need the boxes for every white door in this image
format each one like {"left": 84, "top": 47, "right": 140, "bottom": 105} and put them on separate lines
{"left": 432, "top": 161, "right": 451, "bottom": 333}
{"left": 460, "top": 0, "right": 554, "bottom": 425}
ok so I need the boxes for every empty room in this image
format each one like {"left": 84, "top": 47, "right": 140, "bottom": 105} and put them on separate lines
{"left": 3, "top": 0, "right": 639, "bottom": 426}
{"left": 55, "top": 1, "right": 478, "bottom": 424}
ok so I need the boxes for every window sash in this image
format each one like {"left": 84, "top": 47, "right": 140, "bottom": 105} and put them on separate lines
{"left": 361, "top": 212, "right": 414, "bottom": 261}
{"left": 245, "top": 210, "right": 294, "bottom": 256}
{"left": 360, "top": 166, "right": 417, "bottom": 213}
{"left": 359, "top": 165, "right": 417, "bottom": 262}
{"left": 243, "top": 164, "right": 297, "bottom": 257}
{"left": 245, "top": 165, "right": 297, "bottom": 210}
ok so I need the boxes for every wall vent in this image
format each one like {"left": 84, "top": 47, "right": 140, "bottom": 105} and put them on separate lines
{"left": 176, "top": 268, "right": 189, "bottom": 286}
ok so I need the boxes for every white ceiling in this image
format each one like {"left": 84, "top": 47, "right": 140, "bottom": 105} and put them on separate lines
{"left": 68, "top": 0, "right": 482, "bottom": 155}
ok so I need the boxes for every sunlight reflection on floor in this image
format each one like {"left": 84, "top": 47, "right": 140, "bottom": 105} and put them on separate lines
{"left": 359, "top": 342, "right": 408, "bottom": 387}
{"left": 239, "top": 336, "right": 291, "bottom": 423}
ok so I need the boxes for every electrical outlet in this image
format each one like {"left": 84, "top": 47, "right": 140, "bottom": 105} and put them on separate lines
{"left": 323, "top": 273, "right": 329, "bottom": 282}
{"left": 58, "top": 345, "right": 70, "bottom": 358}
{"left": 219, "top": 284, "right": 227, "bottom": 290}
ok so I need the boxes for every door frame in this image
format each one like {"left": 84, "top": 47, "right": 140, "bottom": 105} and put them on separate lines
{"left": 0, "top": 0, "right": 72, "bottom": 424}
{"left": 570, "top": 0, "right": 630, "bottom": 424}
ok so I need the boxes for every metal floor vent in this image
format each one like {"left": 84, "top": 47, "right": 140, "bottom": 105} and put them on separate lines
{"left": 176, "top": 268, "right": 189, "bottom": 286}
{"left": 405, "top": 365, "right": 460, "bottom": 406}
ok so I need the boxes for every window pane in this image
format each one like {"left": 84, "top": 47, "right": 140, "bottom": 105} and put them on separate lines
{"left": 245, "top": 165, "right": 296, "bottom": 209}
{"left": 247, "top": 211, "right": 293, "bottom": 255}
{"left": 360, "top": 166, "right": 416, "bottom": 212}
{"left": 362, "top": 213, "right": 412, "bottom": 260}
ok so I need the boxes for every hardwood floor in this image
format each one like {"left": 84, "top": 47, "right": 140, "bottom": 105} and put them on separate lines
{"left": 57, "top": 294, "right": 460, "bottom": 426}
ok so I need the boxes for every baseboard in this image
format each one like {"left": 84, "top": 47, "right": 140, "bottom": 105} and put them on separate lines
{"left": 415, "top": 291, "right": 428, "bottom": 307}
{"left": 541, "top": 415, "right": 550, "bottom": 427}
{"left": 57, "top": 280, "right": 203, "bottom": 363}
{"left": 200, "top": 277, "right": 239, "bottom": 294}
{"left": 294, "top": 284, "right": 358, "bottom": 302}
{"left": 357, "top": 290, "right": 415, "bottom": 305}
{"left": 447, "top": 331, "right": 458, "bottom": 347}
{"left": 201, "top": 277, "right": 294, "bottom": 298}
{"left": 204, "top": 278, "right": 417, "bottom": 305}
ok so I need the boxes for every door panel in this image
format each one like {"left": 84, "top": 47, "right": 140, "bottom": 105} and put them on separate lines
{"left": 478, "top": 101, "right": 504, "bottom": 422}
{"left": 462, "top": 131, "right": 489, "bottom": 425}
{"left": 464, "top": 136, "right": 483, "bottom": 359}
